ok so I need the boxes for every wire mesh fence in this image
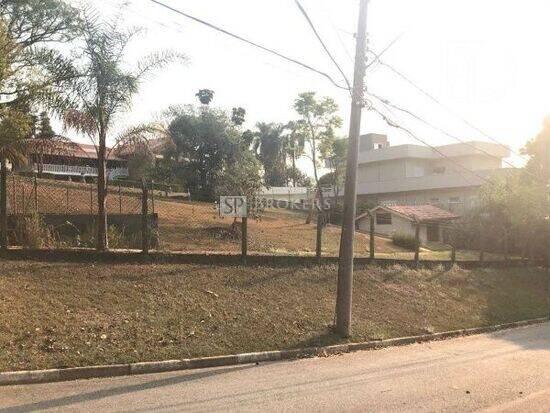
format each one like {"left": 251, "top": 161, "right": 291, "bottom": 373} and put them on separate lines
{"left": 0, "top": 173, "right": 520, "bottom": 263}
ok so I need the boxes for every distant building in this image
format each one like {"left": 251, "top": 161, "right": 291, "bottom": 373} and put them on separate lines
{"left": 356, "top": 204, "right": 460, "bottom": 243}
{"left": 354, "top": 134, "right": 511, "bottom": 214}
{"left": 21, "top": 142, "right": 129, "bottom": 181}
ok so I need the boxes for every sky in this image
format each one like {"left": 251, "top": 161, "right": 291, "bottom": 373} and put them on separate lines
{"left": 66, "top": 0, "right": 550, "bottom": 172}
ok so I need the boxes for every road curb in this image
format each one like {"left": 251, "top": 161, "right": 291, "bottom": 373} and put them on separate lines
{"left": 1, "top": 316, "right": 548, "bottom": 386}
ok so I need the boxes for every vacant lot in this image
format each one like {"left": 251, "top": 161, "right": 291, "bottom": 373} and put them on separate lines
{"left": 0, "top": 260, "right": 548, "bottom": 372}
{"left": 10, "top": 176, "right": 408, "bottom": 256}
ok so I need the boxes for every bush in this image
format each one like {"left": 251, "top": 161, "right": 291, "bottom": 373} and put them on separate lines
{"left": 15, "top": 213, "right": 54, "bottom": 249}
{"left": 392, "top": 232, "right": 418, "bottom": 250}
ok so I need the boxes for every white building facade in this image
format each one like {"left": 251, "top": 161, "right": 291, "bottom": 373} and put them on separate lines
{"left": 355, "top": 134, "right": 511, "bottom": 214}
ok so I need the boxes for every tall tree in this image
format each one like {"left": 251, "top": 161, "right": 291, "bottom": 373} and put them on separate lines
{"left": 522, "top": 116, "right": 550, "bottom": 185}
{"left": 64, "top": 16, "right": 184, "bottom": 250}
{"left": 283, "top": 120, "right": 306, "bottom": 187}
{"left": 293, "top": 92, "right": 342, "bottom": 196}
{"left": 165, "top": 105, "right": 242, "bottom": 200}
{"left": 320, "top": 136, "right": 347, "bottom": 208}
{"left": 231, "top": 107, "right": 246, "bottom": 126}
{"left": 293, "top": 92, "right": 342, "bottom": 223}
{"left": 252, "top": 122, "right": 287, "bottom": 187}
{"left": 0, "top": 0, "right": 79, "bottom": 248}
{"left": 195, "top": 89, "right": 214, "bottom": 105}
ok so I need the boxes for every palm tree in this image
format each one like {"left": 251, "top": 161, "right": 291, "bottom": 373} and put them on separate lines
{"left": 283, "top": 121, "right": 305, "bottom": 187}
{"left": 252, "top": 122, "right": 287, "bottom": 187}
{"left": 64, "top": 15, "right": 184, "bottom": 251}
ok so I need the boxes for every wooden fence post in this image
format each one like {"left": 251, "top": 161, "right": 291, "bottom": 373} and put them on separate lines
{"left": 12, "top": 174, "right": 16, "bottom": 215}
{"left": 151, "top": 180, "right": 155, "bottom": 214}
{"left": 316, "top": 212, "right": 323, "bottom": 263}
{"left": 33, "top": 174, "right": 38, "bottom": 212}
{"left": 66, "top": 187, "right": 69, "bottom": 213}
{"left": 241, "top": 216, "right": 248, "bottom": 265}
{"left": 451, "top": 245, "right": 456, "bottom": 265}
{"left": 369, "top": 212, "right": 375, "bottom": 260}
{"left": 90, "top": 183, "right": 93, "bottom": 215}
{"left": 21, "top": 185, "right": 25, "bottom": 214}
{"left": 414, "top": 219, "right": 420, "bottom": 265}
{"left": 118, "top": 184, "right": 122, "bottom": 214}
{"left": 0, "top": 160, "right": 7, "bottom": 250}
{"left": 141, "top": 180, "right": 149, "bottom": 254}
{"left": 479, "top": 226, "right": 485, "bottom": 262}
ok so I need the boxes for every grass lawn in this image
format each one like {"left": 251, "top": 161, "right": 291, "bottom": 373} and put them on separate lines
{"left": 0, "top": 259, "right": 548, "bottom": 372}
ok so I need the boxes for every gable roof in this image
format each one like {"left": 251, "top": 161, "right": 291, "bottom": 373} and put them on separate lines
{"left": 356, "top": 204, "right": 460, "bottom": 223}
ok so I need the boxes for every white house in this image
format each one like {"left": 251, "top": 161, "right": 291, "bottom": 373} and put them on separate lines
{"left": 354, "top": 134, "right": 511, "bottom": 214}
{"left": 356, "top": 204, "right": 460, "bottom": 244}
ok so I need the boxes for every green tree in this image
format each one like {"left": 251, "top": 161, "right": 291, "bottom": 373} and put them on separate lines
{"left": 37, "top": 111, "right": 55, "bottom": 139}
{"left": 231, "top": 107, "right": 246, "bottom": 126}
{"left": 64, "top": 16, "right": 184, "bottom": 250}
{"left": 0, "top": 0, "right": 79, "bottom": 248}
{"left": 522, "top": 116, "right": 550, "bottom": 185}
{"left": 165, "top": 105, "right": 244, "bottom": 200}
{"left": 252, "top": 122, "right": 288, "bottom": 187}
{"left": 293, "top": 92, "right": 342, "bottom": 223}
{"left": 293, "top": 91, "right": 342, "bottom": 197}
{"left": 283, "top": 120, "right": 306, "bottom": 187}
{"left": 195, "top": 89, "right": 214, "bottom": 105}
{"left": 319, "top": 136, "right": 347, "bottom": 204}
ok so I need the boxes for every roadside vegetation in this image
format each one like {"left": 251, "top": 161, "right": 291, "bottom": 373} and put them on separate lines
{"left": 0, "top": 259, "right": 548, "bottom": 372}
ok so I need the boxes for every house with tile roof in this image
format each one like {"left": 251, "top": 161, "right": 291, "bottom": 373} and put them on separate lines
{"left": 355, "top": 204, "right": 461, "bottom": 244}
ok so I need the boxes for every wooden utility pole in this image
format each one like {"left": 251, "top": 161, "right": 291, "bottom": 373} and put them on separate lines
{"left": 335, "top": 0, "right": 369, "bottom": 337}
{"left": 0, "top": 160, "right": 7, "bottom": 250}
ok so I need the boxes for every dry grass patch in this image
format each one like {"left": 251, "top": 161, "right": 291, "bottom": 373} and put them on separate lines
{"left": 0, "top": 260, "right": 548, "bottom": 372}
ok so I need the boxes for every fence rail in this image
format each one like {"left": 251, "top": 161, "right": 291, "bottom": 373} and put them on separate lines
{"left": 0, "top": 173, "right": 546, "bottom": 267}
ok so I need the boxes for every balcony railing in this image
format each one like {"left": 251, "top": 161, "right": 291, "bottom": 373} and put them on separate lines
{"left": 33, "top": 163, "right": 129, "bottom": 179}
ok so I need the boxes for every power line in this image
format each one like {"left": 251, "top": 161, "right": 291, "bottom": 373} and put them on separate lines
{"left": 148, "top": 0, "right": 350, "bottom": 91}
{"left": 372, "top": 58, "right": 526, "bottom": 159}
{"left": 370, "top": 92, "right": 550, "bottom": 187}
{"left": 364, "top": 33, "right": 405, "bottom": 70}
{"left": 294, "top": 0, "right": 352, "bottom": 91}
{"left": 368, "top": 92, "right": 522, "bottom": 170}
{"left": 369, "top": 101, "right": 492, "bottom": 185}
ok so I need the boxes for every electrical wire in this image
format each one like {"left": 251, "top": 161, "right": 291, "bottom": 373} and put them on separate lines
{"left": 294, "top": 0, "right": 352, "bottom": 91}
{"left": 367, "top": 92, "right": 549, "bottom": 187}
{"left": 148, "top": 0, "right": 350, "bottom": 91}
{"left": 372, "top": 58, "right": 527, "bottom": 159}
{"left": 368, "top": 101, "right": 492, "bottom": 185}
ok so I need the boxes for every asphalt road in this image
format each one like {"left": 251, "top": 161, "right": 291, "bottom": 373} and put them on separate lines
{"left": 1, "top": 322, "right": 550, "bottom": 412}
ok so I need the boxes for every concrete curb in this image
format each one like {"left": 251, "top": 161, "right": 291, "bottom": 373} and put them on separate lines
{"left": 1, "top": 316, "right": 548, "bottom": 386}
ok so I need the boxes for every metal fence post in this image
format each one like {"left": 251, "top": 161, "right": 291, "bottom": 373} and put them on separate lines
{"left": 369, "top": 212, "right": 375, "bottom": 260}
{"left": 316, "top": 212, "right": 323, "bottom": 263}
{"left": 141, "top": 179, "right": 149, "bottom": 254}
{"left": 241, "top": 216, "right": 248, "bottom": 264}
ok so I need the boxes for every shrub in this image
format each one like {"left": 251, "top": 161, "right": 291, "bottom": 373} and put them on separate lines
{"left": 15, "top": 213, "right": 54, "bottom": 249}
{"left": 392, "top": 232, "right": 418, "bottom": 250}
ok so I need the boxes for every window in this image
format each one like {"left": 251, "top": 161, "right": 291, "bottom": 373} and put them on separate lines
{"left": 376, "top": 212, "right": 392, "bottom": 225}
{"left": 448, "top": 197, "right": 462, "bottom": 212}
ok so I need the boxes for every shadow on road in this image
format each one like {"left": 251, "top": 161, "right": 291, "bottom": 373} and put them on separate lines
{"left": 0, "top": 365, "right": 254, "bottom": 413}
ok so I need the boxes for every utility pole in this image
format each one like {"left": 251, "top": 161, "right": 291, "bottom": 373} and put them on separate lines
{"left": 335, "top": 0, "right": 369, "bottom": 337}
